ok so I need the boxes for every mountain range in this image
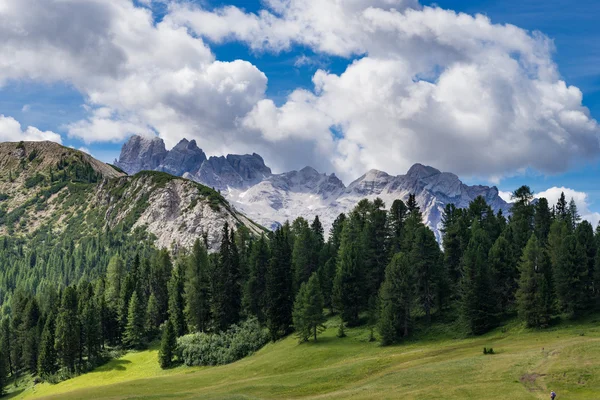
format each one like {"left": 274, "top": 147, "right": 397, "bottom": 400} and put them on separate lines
{"left": 116, "top": 136, "right": 511, "bottom": 240}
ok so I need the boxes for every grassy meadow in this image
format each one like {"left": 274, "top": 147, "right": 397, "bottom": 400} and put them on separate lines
{"left": 7, "top": 316, "right": 600, "bottom": 400}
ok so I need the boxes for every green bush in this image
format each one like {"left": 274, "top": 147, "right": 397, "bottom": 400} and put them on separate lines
{"left": 177, "top": 319, "right": 268, "bottom": 367}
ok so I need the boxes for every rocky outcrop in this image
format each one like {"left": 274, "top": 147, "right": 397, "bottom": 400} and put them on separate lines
{"left": 157, "top": 139, "right": 206, "bottom": 176}
{"left": 115, "top": 135, "right": 167, "bottom": 174}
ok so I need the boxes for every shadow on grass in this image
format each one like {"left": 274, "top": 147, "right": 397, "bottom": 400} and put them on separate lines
{"left": 4, "top": 389, "right": 25, "bottom": 399}
{"left": 96, "top": 358, "right": 133, "bottom": 372}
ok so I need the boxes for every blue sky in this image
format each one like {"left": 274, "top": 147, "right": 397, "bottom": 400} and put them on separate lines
{"left": 1, "top": 0, "right": 599, "bottom": 216}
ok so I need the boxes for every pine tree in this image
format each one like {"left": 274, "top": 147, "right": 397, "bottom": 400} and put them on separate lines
{"left": 489, "top": 235, "right": 517, "bottom": 315}
{"left": 534, "top": 198, "right": 552, "bottom": 243}
{"left": 0, "top": 318, "right": 12, "bottom": 381}
{"left": 38, "top": 314, "right": 58, "bottom": 377}
{"left": 266, "top": 228, "right": 294, "bottom": 341}
{"left": 555, "top": 192, "right": 568, "bottom": 221}
{"left": 510, "top": 185, "right": 535, "bottom": 253}
{"left": 460, "top": 221, "right": 495, "bottom": 335}
{"left": 311, "top": 216, "right": 325, "bottom": 247}
{"left": 184, "top": 239, "right": 211, "bottom": 333}
{"left": 363, "top": 198, "right": 389, "bottom": 300}
{"left": 211, "top": 224, "right": 241, "bottom": 332}
{"left": 576, "top": 221, "right": 597, "bottom": 308}
{"left": 21, "top": 297, "right": 40, "bottom": 372}
{"left": 81, "top": 299, "right": 101, "bottom": 365}
{"left": 378, "top": 253, "right": 413, "bottom": 345}
{"left": 123, "top": 292, "right": 145, "bottom": 349}
{"left": 568, "top": 198, "right": 581, "bottom": 230}
{"left": 244, "top": 235, "right": 270, "bottom": 324}
{"left": 151, "top": 249, "right": 173, "bottom": 325}
{"left": 388, "top": 199, "right": 408, "bottom": 255}
{"left": 105, "top": 255, "right": 125, "bottom": 311}
{"left": 145, "top": 293, "right": 161, "bottom": 339}
{"left": 516, "top": 235, "right": 553, "bottom": 328}
{"left": 333, "top": 211, "right": 366, "bottom": 327}
{"left": 554, "top": 234, "right": 587, "bottom": 317}
{"left": 292, "top": 218, "right": 319, "bottom": 293}
{"left": 292, "top": 273, "right": 326, "bottom": 342}
{"left": 158, "top": 320, "right": 176, "bottom": 369}
{"left": 55, "top": 287, "right": 80, "bottom": 372}
{"left": 441, "top": 204, "right": 464, "bottom": 291}
{"left": 0, "top": 345, "right": 5, "bottom": 397}
{"left": 410, "top": 226, "right": 441, "bottom": 323}
{"left": 168, "top": 264, "right": 186, "bottom": 337}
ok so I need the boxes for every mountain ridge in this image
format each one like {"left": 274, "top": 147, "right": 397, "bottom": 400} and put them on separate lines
{"left": 116, "top": 135, "right": 510, "bottom": 239}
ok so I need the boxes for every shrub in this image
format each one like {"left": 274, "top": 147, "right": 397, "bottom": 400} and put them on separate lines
{"left": 177, "top": 318, "right": 268, "bottom": 367}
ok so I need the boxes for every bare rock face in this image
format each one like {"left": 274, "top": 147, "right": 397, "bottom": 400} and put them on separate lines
{"left": 157, "top": 139, "right": 206, "bottom": 177}
{"left": 96, "top": 173, "right": 264, "bottom": 251}
{"left": 115, "top": 135, "right": 167, "bottom": 174}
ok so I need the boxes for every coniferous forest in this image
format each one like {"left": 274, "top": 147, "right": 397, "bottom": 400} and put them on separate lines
{"left": 1, "top": 186, "right": 600, "bottom": 394}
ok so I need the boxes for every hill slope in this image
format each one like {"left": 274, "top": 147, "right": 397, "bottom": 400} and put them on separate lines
{"left": 13, "top": 317, "right": 600, "bottom": 400}
{"left": 0, "top": 141, "right": 264, "bottom": 250}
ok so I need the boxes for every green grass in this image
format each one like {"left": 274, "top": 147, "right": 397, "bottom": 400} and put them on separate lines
{"left": 14, "top": 316, "right": 600, "bottom": 400}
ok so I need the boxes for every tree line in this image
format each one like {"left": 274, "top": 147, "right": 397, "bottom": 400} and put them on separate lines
{"left": 2, "top": 187, "right": 600, "bottom": 394}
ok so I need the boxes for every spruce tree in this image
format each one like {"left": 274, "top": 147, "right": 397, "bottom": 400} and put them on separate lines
{"left": 168, "top": 264, "right": 186, "bottom": 337}
{"left": 0, "top": 345, "right": 5, "bottom": 397}
{"left": 123, "top": 292, "right": 145, "bottom": 349}
{"left": 105, "top": 255, "right": 125, "bottom": 311}
{"left": 0, "top": 318, "right": 12, "bottom": 380}
{"left": 292, "top": 218, "right": 319, "bottom": 294}
{"left": 145, "top": 293, "right": 161, "bottom": 339}
{"left": 158, "top": 320, "right": 176, "bottom": 369}
{"left": 333, "top": 211, "right": 366, "bottom": 327}
{"left": 576, "top": 221, "right": 597, "bottom": 308}
{"left": 151, "top": 249, "right": 173, "bottom": 325}
{"left": 292, "top": 273, "right": 326, "bottom": 342}
{"left": 489, "top": 235, "right": 517, "bottom": 315}
{"left": 38, "top": 314, "right": 58, "bottom": 377}
{"left": 534, "top": 198, "right": 552, "bottom": 243}
{"left": 460, "top": 221, "right": 495, "bottom": 335}
{"left": 388, "top": 199, "right": 408, "bottom": 255}
{"left": 410, "top": 226, "right": 441, "bottom": 323}
{"left": 509, "top": 185, "right": 535, "bottom": 253}
{"left": 516, "top": 235, "right": 553, "bottom": 328}
{"left": 265, "top": 228, "right": 294, "bottom": 340}
{"left": 55, "top": 287, "right": 80, "bottom": 372}
{"left": 554, "top": 234, "right": 587, "bottom": 317}
{"left": 184, "top": 239, "right": 211, "bottom": 333}
{"left": 211, "top": 224, "right": 241, "bottom": 332}
{"left": 244, "top": 235, "right": 270, "bottom": 324}
{"left": 378, "top": 253, "right": 413, "bottom": 345}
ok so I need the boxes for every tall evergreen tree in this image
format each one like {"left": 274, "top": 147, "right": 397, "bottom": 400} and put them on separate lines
{"left": 410, "top": 226, "right": 441, "bottom": 323}
{"left": 333, "top": 211, "right": 366, "bottom": 326}
{"left": 576, "top": 220, "right": 597, "bottom": 307}
{"left": 244, "top": 235, "right": 270, "bottom": 324}
{"left": 292, "top": 218, "right": 319, "bottom": 293}
{"left": 460, "top": 221, "right": 495, "bottom": 335}
{"left": 510, "top": 185, "right": 535, "bottom": 252}
{"left": 123, "top": 292, "right": 145, "bottom": 349}
{"left": 388, "top": 199, "right": 408, "bottom": 255}
{"left": 158, "top": 320, "right": 176, "bottom": 369}
{"left": 292, "top": 273, "right": 326, "bottom": 342}
{"left": 0, "top": 318, "right": 12, "bottom": 381}
{"left": 168, "top": 263, "right": 186, "bottom": 337}
{"left": 516, "top": 235, "right": 554, "bottom": 328}
{"left": 145, "top": 293, "right": 161, "bottom": 339}
{"left": 534, "top": 198, "right": 552, "bottom": 243}
{"left": 378, "top": 253, "right": 413, "bottom": 345}
{"left": 55, "top": 287, "right": 80, "bottom": 372}
{"left": 184, "top": 240, "right": 211, "bottom": 333}
{"left": 554, "top": 234, "right": 587, "bottom": 317}
{"left": 211, "top": 224, "right": 241, "bottom": 332}
{"left": 488, "top": 234, "right": 517, "bottom": 315}
{"left": 151, "top": 249, "right": 173, "bottom": 325}
{"left": 38, "top": 314, "right": 58, "bottom": 377}
{"left": 265, "top": 228, "right": 294, "bottom": 340}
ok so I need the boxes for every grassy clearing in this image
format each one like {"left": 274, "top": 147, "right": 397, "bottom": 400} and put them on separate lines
{"left": 14, "top": 316, "right": 600, "bottom": 400}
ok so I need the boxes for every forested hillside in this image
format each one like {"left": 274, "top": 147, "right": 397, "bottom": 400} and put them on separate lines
{"left": 1, "top": 171, "right": 599, "bottom": 396}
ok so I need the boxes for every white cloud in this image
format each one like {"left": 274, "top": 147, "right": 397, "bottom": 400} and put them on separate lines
{"left": 0, "top": 0, "right": 598, "bottom": 183}
{"left": 0, "top": 115, "right": 62, "bottom": 143}
{"left": 536, "top": 187, "right": 600, "bottom": 227}
{"left": 21, "top": 104, "right": 30, "bottom": 112}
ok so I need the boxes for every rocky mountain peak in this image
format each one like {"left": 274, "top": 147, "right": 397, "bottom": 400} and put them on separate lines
{"left": 158, "top": 138, "right": 207, "bottom": 176}
{"left": 406, "top": 163, "right": 441, "bottom": 180}
{"left": 115, "top": 135, "right": 167, "bottom": 174}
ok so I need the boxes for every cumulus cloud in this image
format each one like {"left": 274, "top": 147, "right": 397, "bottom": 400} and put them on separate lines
{"left": 536, "top": 187, "right": 600, "bottom": 227}
{"left": 0, "top": 0, "right": 598, "bottom": 183}
{"left": 171, "top": 0, "right": 600, "bottom": 181}
{"left": 0, "top": 115, "right": 62, "bottom": 143}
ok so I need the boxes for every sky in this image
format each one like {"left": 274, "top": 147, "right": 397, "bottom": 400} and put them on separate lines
{"left": 0, "top": 0, "right": 599, "bottom": 223}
